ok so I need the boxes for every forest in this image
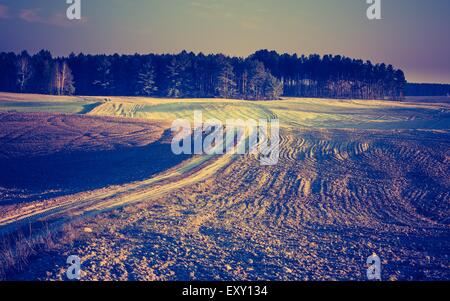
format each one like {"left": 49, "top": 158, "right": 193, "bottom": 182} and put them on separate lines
{"left": 405, "top": 83, "right": 450, "bottom": 97}
{"left": 0, "top": 49, "right": 407, "bottom": 100}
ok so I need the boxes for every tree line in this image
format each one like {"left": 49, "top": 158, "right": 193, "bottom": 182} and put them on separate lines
{"left": 0, "top": 49, "right": 407, "bottom": 100}
{"left": 405, "top": 83, "right": 450, "bottom": 97}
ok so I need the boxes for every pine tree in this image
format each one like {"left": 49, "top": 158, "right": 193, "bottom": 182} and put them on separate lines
{"left": 215, "top": 58, "right": 237, "bottom": 99}
{"left": 164, "top": 53, "right": 194, "bottom": 98}
{"left": 30, "top": 50, "right": 53, "bottom": 94}
{"left": 93, "top": 57, "right": 114, "bottom": 95}
{"left": 247, "top": 61, "right": 268, "bottom": 100}
{"left": 263, "top": 73, "right": 283, "bottom": 100}
{"left": 165, "top": 58, "right": 182, "bottom": 98}
{"left": 136, "top": 61, "right": 157, "bottom": 96}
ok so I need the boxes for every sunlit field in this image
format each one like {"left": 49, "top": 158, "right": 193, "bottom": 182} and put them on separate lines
{"left": 89, "top": 95, "right": 450, "bottom": 130}
{"left": 0, "top": 92, "right": 449, "bottom": 280}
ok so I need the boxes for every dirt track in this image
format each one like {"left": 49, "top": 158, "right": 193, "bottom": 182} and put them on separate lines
{"left": 0, "top": 112, "right": 246, "bottom": 236}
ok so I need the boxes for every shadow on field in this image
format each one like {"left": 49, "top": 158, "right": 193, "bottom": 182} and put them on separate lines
{"left": 0, "top": 130, "right": 191, "bottom": 205}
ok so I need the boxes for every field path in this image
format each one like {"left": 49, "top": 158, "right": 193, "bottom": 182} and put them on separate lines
{"left": 0, "top": 153, "right": 235, "bottom": 233}
{"left": 0, "top": 124, "right": 254, "bottom": 235}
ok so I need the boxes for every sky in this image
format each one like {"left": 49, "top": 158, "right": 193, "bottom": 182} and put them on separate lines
{"left": 0, "top": 0, "right": 449, "bottom": 83}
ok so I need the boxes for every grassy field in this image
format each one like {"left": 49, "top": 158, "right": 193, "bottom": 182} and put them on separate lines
{"left": 0, "top": 92, "right": 106, "bottom": 114}
{"left": 1, "top": 92, "right": 449, "bottom": 129}
{"left": 88, "top": 96, "right": 450, "bottom": 130}
{"left": 0, "top": 92, "right": 449, "bottom": 280}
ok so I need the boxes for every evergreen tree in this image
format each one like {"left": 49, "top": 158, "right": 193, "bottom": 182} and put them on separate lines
{"left": 136, "top": 61, "right": 157, "bottom": 96}
{"left": 247, "top": 61, "right": 272, "bottom": 100}
{"left": 93, "top": 57, "right": 114, "bottom": 95}
{"left": 263, "top": 73, "right": 283, "bottom": 100}
{"left": 164, "top": 57, "right": 183, "bottom": 98}
{"left": 215, "top": 57, "right": 237, "bottom": 99}
{"left": 30, "top": 50, "right": 53, "bottom": 94}
{"left": 0, "top": 52, "right": 17, "bottom": 92}
{"left": 164, "top": 52, "right": 194, "bottom": 98}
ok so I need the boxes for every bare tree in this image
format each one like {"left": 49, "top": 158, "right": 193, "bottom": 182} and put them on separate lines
{"left": 16, "top": 52, "right": 32, "bottom": 92}
{"left": 52, "top": 61, "right": 75, "bottom": 95}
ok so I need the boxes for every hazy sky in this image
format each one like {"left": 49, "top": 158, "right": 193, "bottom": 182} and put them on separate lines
{"left": 0, "top": 0, "right": 449, "bottom": 83}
